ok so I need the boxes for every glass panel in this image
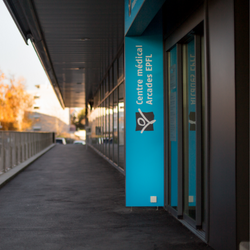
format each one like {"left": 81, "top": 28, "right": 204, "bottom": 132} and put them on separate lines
{"left": 101, "top": 82, "right": 104, "bottom": 101}
{"left": 168, "top": 45, "right": 178, "bottom": 209}
{"left": 102, "top": 102, "right": 106, "bottom": 153}
{"left": 106, "top": 75, "right": 109, "bottom": 95}
{"left": 183, "top": 38, "right": 196, "bottom": 220}
{"left": 105, "top": 98, "right": 110, "bottom": 157}
{"left": 103, "top": 101, "right": 106, "bottom": 154}
{"left": 113, "top": 89, "right": 118, "bottom": 164}
{"left": 201, "top": 35, "right": 206, "bottom": 226}
{"left": 110, "top": 93, "right": 113, "bottom": 161}
{"left": 100, "top": 103, "right": 104, "bottom": 153}
{"left": 103, "top": 79, "right": 106, "bottom": 97}
{"left": 114, "top": 59, "right": 118, "bottom": 87}
{"left": 97, "top": 106, "right": 101, "bottom": 151}
{"left": 110, "top": 67, "right": 113, "bottom": 92}
{"left": 118, "top": 52, "right": 124, "bottom": 79}
{"left": 118, "top": 83, "right": 124, "bottom": 169}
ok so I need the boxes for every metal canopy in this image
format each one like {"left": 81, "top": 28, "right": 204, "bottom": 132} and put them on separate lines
{"left": 4, "top": 0, "right": 124, "bottom": 108}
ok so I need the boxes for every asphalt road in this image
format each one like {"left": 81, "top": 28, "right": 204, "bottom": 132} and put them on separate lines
{"left": 0, "top": 144, "right": 213, "bottom": 250}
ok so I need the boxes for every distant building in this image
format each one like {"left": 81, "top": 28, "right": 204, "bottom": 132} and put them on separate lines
{"left": 28, "top": 84, "right": 70, "bottom": 135}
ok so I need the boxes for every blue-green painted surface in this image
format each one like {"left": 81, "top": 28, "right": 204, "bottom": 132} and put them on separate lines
{"left": 125, "top": 0, "right": 145, "bottom": 35}
{"left": 125, "top": 14, "right": 164, "bottom": 207}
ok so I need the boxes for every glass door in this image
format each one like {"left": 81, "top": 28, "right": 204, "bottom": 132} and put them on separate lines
{"left": 182, "top": 34, "right": 205, "bottom": 228}
{"left": 166, "top": 27, "right": 206, "bottom": 231}
{"left": 168, "top": 45, "right": 178, "bottom": 211}
{"left": 183, "top": 38, "right": 197, "bottom": 221}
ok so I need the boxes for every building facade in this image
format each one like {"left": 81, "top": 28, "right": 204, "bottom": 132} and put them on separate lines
{"left": 87, "top": 1, "right": 249, "bottom": 249}
{"left": 5, "top": 0, "right": 249, "bottom": 249}
{"left": 28, "top": 84, "right": 70, "bottom": 135}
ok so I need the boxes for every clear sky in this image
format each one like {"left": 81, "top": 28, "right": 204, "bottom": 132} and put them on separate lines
{"left": 0, "top": 0, "right": 49, "bottom": 90}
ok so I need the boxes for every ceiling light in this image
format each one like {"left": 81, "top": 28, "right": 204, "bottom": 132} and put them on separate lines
{"left": 64, "top": 67, "right": 85, "bottom": 70}
{"left": 80, "top": 38, "right": 89, "bottom": 41}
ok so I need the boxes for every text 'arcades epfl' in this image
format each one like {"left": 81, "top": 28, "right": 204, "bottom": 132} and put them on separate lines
{"left": 135, "top": 45, "right": 153, "bottom": 105}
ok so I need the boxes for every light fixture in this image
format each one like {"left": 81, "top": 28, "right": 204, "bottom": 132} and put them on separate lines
{"left": 80, "top": 38, "right": 89, "bottom": 41}
{"left": 64, "top": 67, "right": 85, "bottom": 70}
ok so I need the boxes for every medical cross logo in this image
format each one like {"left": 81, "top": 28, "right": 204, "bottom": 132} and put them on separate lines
{"left": 136, "top": 109, "right": 156, "bottom": 133}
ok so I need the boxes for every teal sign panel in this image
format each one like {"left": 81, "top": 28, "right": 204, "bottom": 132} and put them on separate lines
{"left": 125, "top": 14, "right": 164, "bottom": 207}
{"left": 125, "top": 0, "right": 145, "bottom": 35}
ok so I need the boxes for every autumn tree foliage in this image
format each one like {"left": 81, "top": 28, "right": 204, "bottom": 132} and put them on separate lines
{"left": 0, "top": 70, "right": 34, "bottom": 131}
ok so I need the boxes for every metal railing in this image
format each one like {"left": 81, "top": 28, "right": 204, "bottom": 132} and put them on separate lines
{"left": 0, "top": 132, "right": 54, "bottom": 175}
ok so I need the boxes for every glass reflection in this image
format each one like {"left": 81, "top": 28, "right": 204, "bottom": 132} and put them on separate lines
{"left": 105, "top": 98, "right": 110, "bottom": 157}
{"left": 110, "top": 93, "right": 113, "bottom": 160}
{"left": 183, "top": 38, "right": 196, "bottom": 220}
{"left": 118, "top": 83, "right": 124, "bottom": 169}
{"left": 88, "top": 52, "right": 124, "bottom": 170}
{"left": 168, "top": 45, "right": 178, "bottom": 210}
{"left": 113, "top": 89, "right": 118, "bottom": 164}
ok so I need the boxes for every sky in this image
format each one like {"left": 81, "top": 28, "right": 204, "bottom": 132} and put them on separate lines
{"left": 0, "top": 0, "right": 49, "bottom": 90}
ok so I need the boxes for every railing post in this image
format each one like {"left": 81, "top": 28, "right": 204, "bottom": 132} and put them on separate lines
{"left": 16, "top": 132, "right": 18, "bottom": 165}
{"left": 0, "top": 132, "right": 3, "bottom": 175}
{"left": 5, "top": 132, "right": 8, "bottom": 172}
{"left": 25, "top": 133, "right": 27, "bottom": 161}
{"left": 21, "top": 132, "right": 23, "bottom": 163}
{"left": 0, "top": 131, "right": 53, "bottom": 175}
{"left": 3, "top": 132, "right": 5, "bottom": 173}
{"left": 10, "top": 132, "right": 12, "bottom": 169}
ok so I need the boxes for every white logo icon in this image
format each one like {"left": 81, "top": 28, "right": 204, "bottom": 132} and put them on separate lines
{"left": 137, "top": 108, "right": 156, "bottom": 134}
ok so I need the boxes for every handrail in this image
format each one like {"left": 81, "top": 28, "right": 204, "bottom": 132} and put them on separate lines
{"left": 0, "top": 131, "right": 54, "bottom": 175}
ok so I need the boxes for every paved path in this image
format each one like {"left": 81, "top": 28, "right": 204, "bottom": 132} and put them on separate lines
{"left": 0, "top": 145, "right": 213, "bottom": 250}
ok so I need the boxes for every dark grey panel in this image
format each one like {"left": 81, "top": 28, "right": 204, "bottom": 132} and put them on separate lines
{"left": 162, "top": 0, "right": 204, "bottom": 40}
{"left": 235, "top": 0, "right": 249, "bottom": 245}
{"left": 126, "top": 0, "right": 165, "bottom": 36}
{"left": 208, "top": 0, "right": 236, "bottom": 249}
{"left": 32, "top": 0, "right": 124, "bottom": 107}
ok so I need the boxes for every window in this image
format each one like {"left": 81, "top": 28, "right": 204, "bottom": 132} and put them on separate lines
{"left": 105, "top": 98, "right": 110, "bottom": 157}
{"left": 33, "top": 126, "right": 41, "bottom": 131}
{"left": 109, "top": 93, "right": 114, "bottom": 160}
{"left": 183, "top": 37, "right": 197, "bottom": 220}
{"left": 118, "top": 83, "right": 124, "bottom": 168}
{"left": 109, "top": 67, "right": 113, "bottom": 92}
{"left": 168, "top": 45, "right": 178, "bottom": 210}
{"left": 166, "top": 24, "right": 205, "bottom": 229}
{"left": 105, "top": 75, "right": 109, "bottom": 95}
{"left": 113, "top": 89, "right": 118, "bottom": 164}
{"left": 114, "top": 59, "right": 118, "bottom": 87}
{"left": 87, "top": 48, "right": 124, "bottom": 170}
{"left": 118, "top": 52, "right": 124, "bottom": 80}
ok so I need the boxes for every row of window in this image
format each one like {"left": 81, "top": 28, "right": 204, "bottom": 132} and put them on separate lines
{"left": 94, "top": 52, "right": 124, "bottom": 107}
{"left": 89, "top": 83, "right": 124, "bottom": 169}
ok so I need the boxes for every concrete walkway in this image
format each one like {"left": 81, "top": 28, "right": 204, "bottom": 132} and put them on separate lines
{"left": 0, "top": 145, "right": 213, "bottom": 250}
